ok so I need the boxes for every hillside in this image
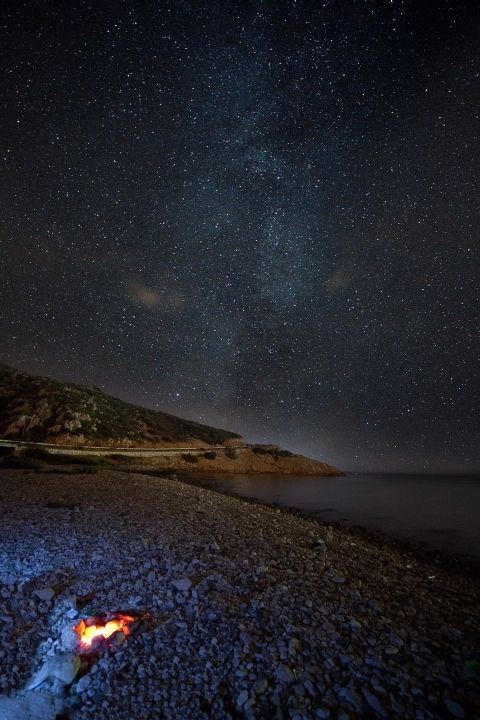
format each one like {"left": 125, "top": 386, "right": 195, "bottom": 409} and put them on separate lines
{"left": 0, "top": 364, "right": 241, "bottom": 447}
{"left": 0, "top": 364, "right": 341, "bottom": 475}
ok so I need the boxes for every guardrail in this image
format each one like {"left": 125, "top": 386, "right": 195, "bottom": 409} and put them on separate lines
{"left": 0, "top": 438, "right": 247, "bottom": 457}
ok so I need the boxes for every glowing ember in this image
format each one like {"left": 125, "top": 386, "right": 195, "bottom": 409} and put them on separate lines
{"left": 74, "top": 614, "right": 135, "bottom": 648}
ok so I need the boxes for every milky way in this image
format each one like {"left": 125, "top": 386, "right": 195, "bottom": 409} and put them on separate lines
{"left": 1, "top": 1, "right": 479, "bottom": 471}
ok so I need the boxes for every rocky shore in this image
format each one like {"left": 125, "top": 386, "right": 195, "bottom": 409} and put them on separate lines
{"left": 137, "top": 446, "right": 342, "bottom": 476}
{"left": 0, "top": 469, "right": 479, "bottom": 719}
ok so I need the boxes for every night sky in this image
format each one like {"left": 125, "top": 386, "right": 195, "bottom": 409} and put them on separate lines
{"left": 1, "top": 1, "right": 479, "bottom": 473}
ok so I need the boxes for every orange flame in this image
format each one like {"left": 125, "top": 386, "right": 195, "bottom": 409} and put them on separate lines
{"left": 74, "top": 614, "right": 135, "bottom": 648}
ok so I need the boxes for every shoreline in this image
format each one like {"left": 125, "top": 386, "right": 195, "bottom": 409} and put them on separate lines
{"left": 0, "top": 468, "right": 479, "bottom": 719}
{"left": 140, "top": 469, "right": 480, "bottom": 578}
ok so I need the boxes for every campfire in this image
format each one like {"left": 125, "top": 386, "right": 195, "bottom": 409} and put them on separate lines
{"left": 74, "top": 613, "right": 136, "bottom": 649}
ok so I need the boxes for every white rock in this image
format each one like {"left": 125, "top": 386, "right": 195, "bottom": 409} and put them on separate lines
{"left": 0, "top": 691, "right": 55, "bottom": 720}
{"left": 60, "top": 626, "right": 79, "bottom": 652}
{"left": 28, "top": 654, "right": 81, "bottom": 689}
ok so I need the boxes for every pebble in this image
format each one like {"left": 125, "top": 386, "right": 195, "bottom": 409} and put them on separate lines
{"left": 276, "top": 664, "right": 295, "bottom": 683}
{"left": 170, "top": 578, "right": 191, "bottom": 592}
{"left": 236, "top": 689, "right": 249, "bottom": 707}
{"left": 0, "top": 470, "right": 477, "bottom": 720}
{"left": 253, "top": 677, "right": 268, "bottom": 693}
{"left": 444, "top": 699, "right": 465, "bottom": 718}
{"left": 288, "top": 638, "right": 303, "bottom": 655}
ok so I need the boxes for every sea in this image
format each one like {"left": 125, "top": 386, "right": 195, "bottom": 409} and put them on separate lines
{"left": 185, "top": 472, "right": 480, "bottom": 566}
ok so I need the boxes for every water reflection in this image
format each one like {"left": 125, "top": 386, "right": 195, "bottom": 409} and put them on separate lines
{"left": 188, "top": 472, "right": 480, "bottom": 564}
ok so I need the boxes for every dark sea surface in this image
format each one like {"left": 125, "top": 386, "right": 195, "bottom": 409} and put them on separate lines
{"left": 186, "top": 472, "right": 480, "bottom": 565}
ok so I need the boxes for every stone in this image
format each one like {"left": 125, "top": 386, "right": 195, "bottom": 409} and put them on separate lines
{"left": 331, "top": 576, "right": 346, "bottom": 584}
{"left": 444, "top": 699, "right": 465, "bottom": 718}
{"left": 385, "top": 646, "right": 399, "bottom": 655}
{"left": 60, "top": 626, "right": 79, "bottom": 652}
{"left": 33, "top": 588, "right": 54, "bottom": 602}
{"left": 275, "top": 664, "right": 295, "bottom": 683}
{"left": 75, "top": 674, "right": 91, "bottom": 693}
{"left": 28, "top": 654, "right": 81, "bottom": 690}
{"left": 253, "top": 677, "right": 268, "bottom": 694}
{"left": 237, "top": 690, "right": 249, "bottom": 707}
{"left": 362, "top": 687, "right": 387, "bottom": 716}
{"left": 338, "top": 686, "right": 362, "bottom": 711}
{"left": 0, "top": 691, "right": 56, "bottom": 720}
{"left": 171, "top": 578, "right": 191, "bottom": 592}
{"left": 288, "top": 638, "right": 303, "bottom": 655}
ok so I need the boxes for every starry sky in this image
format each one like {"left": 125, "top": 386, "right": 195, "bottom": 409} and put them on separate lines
{"left": 1, "top": 1, "right": 479, "bottom": 473}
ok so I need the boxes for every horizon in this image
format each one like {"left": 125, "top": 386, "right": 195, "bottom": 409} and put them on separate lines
{"left": 2, "top": 359, "right": 478, "bottom": 476}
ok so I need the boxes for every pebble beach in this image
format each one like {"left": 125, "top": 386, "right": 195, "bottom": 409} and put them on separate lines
{"left": 0, "top": 469, "right": 479, "bottom": 719}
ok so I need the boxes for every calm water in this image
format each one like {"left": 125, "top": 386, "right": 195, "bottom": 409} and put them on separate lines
{"left": 187, "top": 472, "right": 480, "bottom": 565}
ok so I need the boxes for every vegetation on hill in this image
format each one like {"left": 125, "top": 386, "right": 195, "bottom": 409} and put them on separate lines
{"left": 0, "top": 364, "right": 241, "bottom": 447}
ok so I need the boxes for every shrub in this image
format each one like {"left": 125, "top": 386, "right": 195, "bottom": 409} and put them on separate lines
{"left": 181, "top": 453, "right": 199, "bottom": 463}
{"left": 276, "top": 449, "right": 294, "bottom": 458}
{"left": 105, "top": 453, "right": 134, "bottom": 462}
{"left": 24, "top": 448, "right": 53, "bottom": 461}
{"left": 224, "top": 447, "right": 238, "bottom": 460}
{"left": 252, "top": 446, "right": 294, "bottom": 458}
{"left": 252, "top": 446, "right": 269, "bottom": 455}
{"left": 204, "top": 451, "right": 217, "bottom": 460}
{"left": 0, "top": 456, "right": 41, "bottom": 470}
{"left": 25, "top": 448, "right": 106, "bottom": 466}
